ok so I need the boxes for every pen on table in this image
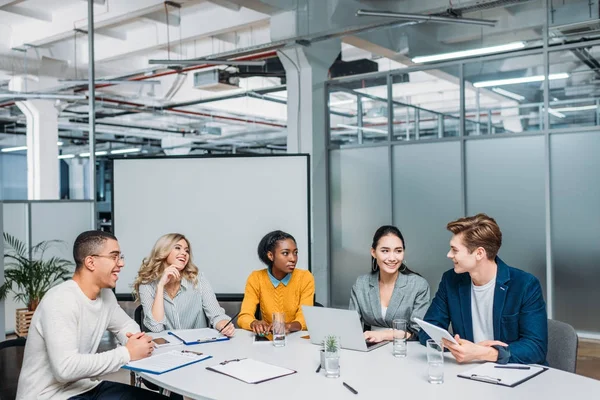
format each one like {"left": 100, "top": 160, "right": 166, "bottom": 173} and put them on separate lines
{"left": 218, "top": 311, "right": 241, "bottom": 334}
{"left": 494, "top": 365, "right": 531, "bottom": 370}
{"left": 181, "top": 350, "right": 203, "bottom": 356}
{"left": 315, "top": 364, "right": 321, "bottom": 373}
{"left": 343, "top": 382, "right": 358, "bottom": 395}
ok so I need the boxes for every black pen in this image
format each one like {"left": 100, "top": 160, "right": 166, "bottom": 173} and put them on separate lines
{"left": 316, "top": 364, "right": 321, "bottom": 373}
{"left": 218, "top": 311, "right": 241, "bottom": 334}
{"left": 494, "top": 365, "right": 530, "bottom": 370}
{"left": 343, "top": 382, "right": 358, "bottom": 395}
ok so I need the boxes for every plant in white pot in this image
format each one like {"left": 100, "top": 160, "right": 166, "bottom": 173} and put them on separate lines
{"left": 0, "top": 233, "right": 73, "bottom": 335}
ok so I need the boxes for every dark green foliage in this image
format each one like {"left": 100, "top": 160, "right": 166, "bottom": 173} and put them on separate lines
{"left": 0, "top": 233, "right": 73, "bottom": 310}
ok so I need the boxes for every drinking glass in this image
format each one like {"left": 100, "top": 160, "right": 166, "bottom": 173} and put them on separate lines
{"left": 323, "top": 335, "right": 341, "bottom": 378}
{"left": 272, "top": 312, "right": 286, "bottom": 347}
{"left": 392, "top": 319, "right": 408, "bottom": 358}
{"left": 426, "top": 339, "right": 444, "bottom": 384}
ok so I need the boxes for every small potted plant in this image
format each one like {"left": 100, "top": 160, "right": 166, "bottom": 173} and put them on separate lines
{"left": 323, "top": 335, "right": 341, "bottom": 378}
{"left": 0, "top": 233, "right": 73, "bottom": 336}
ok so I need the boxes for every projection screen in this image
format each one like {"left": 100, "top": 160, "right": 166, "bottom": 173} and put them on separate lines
{"left": 113, "top": 155, "right": 310, "bottom": 296}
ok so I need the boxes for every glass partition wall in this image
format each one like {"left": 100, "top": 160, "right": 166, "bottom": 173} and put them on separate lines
{"left": 327, "top": 18, "right": 600, "bottom": 336}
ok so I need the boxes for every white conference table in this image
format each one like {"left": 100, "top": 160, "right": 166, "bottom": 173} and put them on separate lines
{"left": 140, "top": 330, "right": 599, "bottom": 400}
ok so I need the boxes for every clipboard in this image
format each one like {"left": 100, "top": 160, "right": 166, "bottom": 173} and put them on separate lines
{"left": 457, "top": 363, "right": 548, "bottom": 387}
{"left": 168, "top": 328, "right": 230, "bottom": 345}
{"left": 206, "top": 358, "right": 297, "bottom": 384}
{"left": 123, "top": 350, "right": 212, "bottom": 375}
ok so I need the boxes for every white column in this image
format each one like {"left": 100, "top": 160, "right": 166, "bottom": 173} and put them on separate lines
{"left": 67, "top": 158, "right": 88, "bottom": 200}
{"left": 9, "top": 76, "right": 60, "bottom": 200}
{"left": 278, "top": 39, "right": 340, "bottom": 305}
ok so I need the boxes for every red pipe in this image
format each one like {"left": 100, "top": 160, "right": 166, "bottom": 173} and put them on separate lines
{"left": 97, "top": 97, "right": 286, "bottom": 128}
{"left": 77, "top": 51, "right": 279, "bottom": 92}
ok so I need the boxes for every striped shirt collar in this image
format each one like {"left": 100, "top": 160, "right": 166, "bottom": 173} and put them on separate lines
{"left": 267, "top": 268, "right": 291, "bottom": 287}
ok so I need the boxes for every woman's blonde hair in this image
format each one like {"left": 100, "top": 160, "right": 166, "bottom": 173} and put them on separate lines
{"left": 133, "top": 233, "right": 199, "bottom": 299}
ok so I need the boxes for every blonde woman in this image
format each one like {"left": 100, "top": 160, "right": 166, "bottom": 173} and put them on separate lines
{"left": 134, "top": 233, "right": 234, "bottom": 336}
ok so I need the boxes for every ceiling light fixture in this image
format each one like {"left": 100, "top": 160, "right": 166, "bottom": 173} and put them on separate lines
{"left": 80, "top": 151, "right": 108, "bottom": 157}
{"left": 148, "top": 59, "right": 266, "bottom": 67}
{"left": 551, "top": 105, "right": 597, "bottom": 112}
{"left": 337, "top": 123, "right": 387, "bottom": 134}
{"left": 473, "top": 73, "right": 569, "bottom": 88}
{"left": 356, "top": 9, "right": 496, "bottom": 27}
{"left": 547, "top": 108, "right": 566, "bottom": 118}
{"left": 412, "top": 42, "right": 525, "bottom": 63}
{"left": 491, "top": 87, "right": 525, "bottom": 101}
{"left": 1, "top": 146, "right": 28, "bottom": 153}
{"left": 110, "top": 147, "right": 141, "bottom": 154}
{"left": 58, "top": 154, "right": 76, "bottom": 159}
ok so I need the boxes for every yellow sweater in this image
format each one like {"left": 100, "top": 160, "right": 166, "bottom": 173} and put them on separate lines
{"left": 238, "top": 268, "right": 315, "bottom": 330}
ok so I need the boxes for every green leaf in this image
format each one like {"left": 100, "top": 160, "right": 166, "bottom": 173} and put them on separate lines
{"left": 1, "top": 233, "right": 74, "bottom": 307}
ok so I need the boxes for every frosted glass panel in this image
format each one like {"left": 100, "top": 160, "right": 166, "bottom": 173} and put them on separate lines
{"left": 392, "top": 142, "right": 463, "bottom": 293}
{"left": 466, "top": 136, "right": 546, "bottom": 296}
{"left": 30, "top": 202, "right": 94, "bottom": 263}
{"left": 551, "top": 133, "right": 600, "bottom": 333}
{"left": 330, "top": 147, "right": 392, "bottom": 308}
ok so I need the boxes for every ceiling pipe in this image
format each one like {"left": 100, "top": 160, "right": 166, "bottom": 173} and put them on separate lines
{"left": 356, "top": 9, "right": 497, "bottom": 27}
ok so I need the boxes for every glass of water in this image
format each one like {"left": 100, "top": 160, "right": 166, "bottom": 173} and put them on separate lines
{"left": 392, "top": 319, "right": 408, "bottom": 358}
{"left": 324, "top": 335, "right": 341, "bottom": 378}
{"left": 272, "top": 312, "right": 286, "bottom": 347}
{"left": 426, "top": 339, "right": 444, "bottom": 384}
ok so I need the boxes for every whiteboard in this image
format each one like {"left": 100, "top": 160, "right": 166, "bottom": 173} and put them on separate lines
{"left": 113, "top": 155, "right": 310, "bottom": 295}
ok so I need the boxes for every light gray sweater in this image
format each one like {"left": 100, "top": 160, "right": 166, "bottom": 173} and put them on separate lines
{"left": 16, "top": 280, "right": 139, "bottom": 400}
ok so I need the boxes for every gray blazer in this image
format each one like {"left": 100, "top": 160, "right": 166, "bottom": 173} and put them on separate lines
{"left": 349, "top": 271, "right": 430, "bottom": 335}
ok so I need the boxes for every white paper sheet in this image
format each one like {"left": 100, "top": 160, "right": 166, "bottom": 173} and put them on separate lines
{"left": 458, "top": 362, "right": 546, "bottom": 387}
{"left": 414, "top": 318, "right": 459, "bottom": 345}
{"left": 207, "top": 358, "right": 296, "bottom": 384}
{"left": 124, "top": 350, "right": 210, "bottom": 374}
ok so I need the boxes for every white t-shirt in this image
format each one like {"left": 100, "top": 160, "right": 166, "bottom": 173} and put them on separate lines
{"left": 371, "top": 306, "right": 389, "bottom": 331}
{"left": 471, "top": 277, "right": 496, "bottom": 344}
{"left": 16, "top": 280, "right": 139, "bottom": 400}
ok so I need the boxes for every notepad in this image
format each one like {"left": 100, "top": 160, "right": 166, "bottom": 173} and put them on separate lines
{"left": 168, "top": 328, "right": 230, "bottom": 345}
{"left": 206, "top": 358, "right": 297, "bottom": 384}
{"left": 457, "top": 363, "right": 547, "bottom": 387}
{"left": 123, "top": 350, "right": 212, "bottom": 375}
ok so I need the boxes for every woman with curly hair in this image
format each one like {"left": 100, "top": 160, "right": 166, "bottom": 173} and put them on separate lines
{"left": 134, "top": 233, "right": 234, "bottom": 336}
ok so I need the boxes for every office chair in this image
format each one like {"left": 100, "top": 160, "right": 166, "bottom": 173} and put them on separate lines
{"left": 547, "top": 318, "right": 578, "bottom": 373}
{"left": 0, "top": 337, "right": 27, "bottom": 400}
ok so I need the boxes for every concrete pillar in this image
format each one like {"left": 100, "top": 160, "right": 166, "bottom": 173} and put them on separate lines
{"left": 8, "top": 76, "right": 59, "bottom": 200}
{"left": 66, "top": 158, "right": 88, "bottom": 200}
{"left": 278, "top": 39, "right": 340, "bottom": 305}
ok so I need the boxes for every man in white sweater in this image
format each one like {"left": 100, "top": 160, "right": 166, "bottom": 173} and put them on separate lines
{"left": 16, "top": 230, "right": 168, "bottom": 400}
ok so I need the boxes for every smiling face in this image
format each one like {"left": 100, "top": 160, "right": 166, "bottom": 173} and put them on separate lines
{"left": 268, "top": 239, "right": 298, "bottom": 277}
{"left": 91, "top": 238, "right": 124, "bottom": 289}
{"left": 447, "top": 233, "right": 479, "bottom": 274}
{"left": 166, "top": 239, "right": 190, "bottom": 271}
{"left": 371, "top": 234, "right": 405, "bottom": 275}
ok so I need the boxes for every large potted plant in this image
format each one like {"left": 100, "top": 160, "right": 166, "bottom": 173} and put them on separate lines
{"left": 0, "top": 233, "right": 73, "bottom": 336}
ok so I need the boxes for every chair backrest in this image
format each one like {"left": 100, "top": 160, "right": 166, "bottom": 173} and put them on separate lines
{"left": 0, "top": 338, "right": 27, "bottom": 400}
{"left": 547, "top": 318, "right": 578, "bottom": 373}
{"left": 134, "top": 305, "right": 150, "bottom": 332}
{"left": 220, "top": 301, "right": 243, "bottom": 327}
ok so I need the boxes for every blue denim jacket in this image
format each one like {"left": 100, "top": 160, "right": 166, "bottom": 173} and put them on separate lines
{"left": 419, "top": 257, "right": 548, "bottom": 365}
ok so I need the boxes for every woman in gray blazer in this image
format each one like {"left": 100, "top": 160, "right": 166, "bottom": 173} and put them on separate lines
{"left": 349, "top": 225, "right": 430, "bottom": 343}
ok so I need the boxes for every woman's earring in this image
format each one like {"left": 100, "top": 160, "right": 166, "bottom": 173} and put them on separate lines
{"left": 371, "top": 258, "right": 378, "bottom": 272}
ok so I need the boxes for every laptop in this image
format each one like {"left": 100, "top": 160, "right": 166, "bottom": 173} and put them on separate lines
{"left": 302, "top": 306, "right": 389, "bottom": 352}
